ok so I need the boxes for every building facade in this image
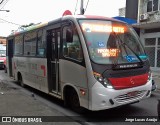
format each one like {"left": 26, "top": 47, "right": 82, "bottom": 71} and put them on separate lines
{"left": 133, "top": 0, "right": 160, "bottom": 71}
{"left": 125, "top": 0, "right": 138, "bottom": 20}
{"left": 0, "top": 36, "right": 6, "bottom": 45}
{"left": 119, "top": 7, "right": 126, "bottom": 17}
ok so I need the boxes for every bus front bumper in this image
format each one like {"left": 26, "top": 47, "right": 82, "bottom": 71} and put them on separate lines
{"left": 90, "top": 80, "right": 152, "bottom": 111}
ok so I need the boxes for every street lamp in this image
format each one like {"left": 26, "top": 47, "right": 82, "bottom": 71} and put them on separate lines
{"left": 0, "top": 9, "right": 10, "bottom": 12}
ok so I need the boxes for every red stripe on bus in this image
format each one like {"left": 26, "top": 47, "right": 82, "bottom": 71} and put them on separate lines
{"left": 108, "top": 73, "right": 148, "bottom": 90}
{"left": 41, "top": 65, "right": 46, "bottom": 77}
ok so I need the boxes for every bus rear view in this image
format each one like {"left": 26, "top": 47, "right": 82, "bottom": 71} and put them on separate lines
{"left": 78, "top": 17, "right": 152, "bottom": 110}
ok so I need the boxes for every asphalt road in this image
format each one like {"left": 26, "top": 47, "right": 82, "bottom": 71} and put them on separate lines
{"left": 0, "top": 70, "right": 160, "bottom": 125}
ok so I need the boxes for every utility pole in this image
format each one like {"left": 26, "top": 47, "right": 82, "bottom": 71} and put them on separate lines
{"left": 80, "top": 0, "right": 84, "bottom": 15}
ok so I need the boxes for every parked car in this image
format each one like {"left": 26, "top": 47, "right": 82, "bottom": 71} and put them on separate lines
{"left": 0, "top": 44, "right": 6, "bottom": 70}
{"left": 0, "top": 54, "right": 6, "bottom": 69}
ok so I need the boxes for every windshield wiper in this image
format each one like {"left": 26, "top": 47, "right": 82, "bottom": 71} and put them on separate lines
{"left": 112, "top": 32, "right": 144, "bottom": 68}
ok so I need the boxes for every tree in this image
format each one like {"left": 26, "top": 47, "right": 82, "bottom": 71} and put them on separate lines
{"left": 21, "top": 23, "right": 35, "bottom": 28}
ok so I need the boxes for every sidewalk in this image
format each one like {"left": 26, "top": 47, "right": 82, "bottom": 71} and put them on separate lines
{"left": 0, "top": 73, "right": 81, "bottom": 125}
{"left": 152, "top": 70, "right": 160, "bottom": 91}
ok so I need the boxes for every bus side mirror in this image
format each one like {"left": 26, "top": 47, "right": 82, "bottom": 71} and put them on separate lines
{"left": 66, "top": 28, "right": 73, "bottom": 43}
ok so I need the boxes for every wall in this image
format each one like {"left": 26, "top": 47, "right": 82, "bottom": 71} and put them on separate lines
{"left": 0, "top": 36, "right": 6, "bottom": 45}
{"left": 125, "top": 0, "right": 138, "bottom": 20}
{"left": 139, "top": 0, "right": 160, "bottom": 23}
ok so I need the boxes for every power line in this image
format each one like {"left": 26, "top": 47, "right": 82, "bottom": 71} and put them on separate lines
{"left": 74, "top": 0, "right": 78, "bottom": 15}
{"left": 0, "top": 0, "right": 5, "bottom": 8}
{"left": 0, "top": 18, "right": 21, "bottom": 26}
{"left": 84, "top": 0, "right": 89, "bottom": 13}
{"left": 0, "top": 0, "right": 4, "bottom": 4}
{"left": 0, "top": 0, "right": 9, "bottom": 10}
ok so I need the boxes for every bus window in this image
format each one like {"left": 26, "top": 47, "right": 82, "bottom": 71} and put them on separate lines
{"left": 63, "top": 26, "right": 83, "bottom": 61}
{"left": 79, "top": 20, "right": 146, "bottom": 64}
{"left": 15, "top": 35, "right": 23, "bottom": 55}
{"left": 24, "top": 31, "right": 37, "bottom": 56}
{"left": 37, "top": 30, "right": 45, "bottom": 57}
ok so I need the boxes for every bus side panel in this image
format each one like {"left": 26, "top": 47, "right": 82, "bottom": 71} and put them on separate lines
{"left": 13, "top": 57, "right": 49, "bottom": 93}
{"left": 59, "top": 59, "right": 89, "bottom": 109}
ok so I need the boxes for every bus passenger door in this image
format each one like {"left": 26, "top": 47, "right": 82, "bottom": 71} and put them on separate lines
{"left": 47, "top": 28, "right": 60, "bottom": 94}
{"left": 7, "top": 38, "right": 14, "bottom": 77}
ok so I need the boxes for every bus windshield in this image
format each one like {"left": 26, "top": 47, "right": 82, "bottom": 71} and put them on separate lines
{"left": 79, "top": 19, "right": 147, "bottom": 65}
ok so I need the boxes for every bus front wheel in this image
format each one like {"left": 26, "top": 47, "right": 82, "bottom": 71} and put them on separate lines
{"left": 67, "top": 88, "right": 85, "bottom": 113}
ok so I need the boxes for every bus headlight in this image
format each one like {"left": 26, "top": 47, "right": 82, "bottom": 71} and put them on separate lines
{"left": 93, "top": 72, "right": 113, "bottom": 89}
{"left": 103, "top": 78, "right": 113, "bottom": 89}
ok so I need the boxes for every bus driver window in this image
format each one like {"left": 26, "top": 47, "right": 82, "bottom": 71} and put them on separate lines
{"left": 63, "top": 26, "right": 83, "bottom": 61}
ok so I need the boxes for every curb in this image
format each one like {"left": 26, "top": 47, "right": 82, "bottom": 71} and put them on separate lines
{"left": 152, "top": 88, "right": 160, "bottom": 94}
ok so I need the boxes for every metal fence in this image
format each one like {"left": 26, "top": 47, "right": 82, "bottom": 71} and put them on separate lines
{"left": 144, "top": 38, "right": 160, "bottom": 68}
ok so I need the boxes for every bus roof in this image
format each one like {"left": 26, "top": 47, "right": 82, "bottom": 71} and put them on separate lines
{"left": 8, "top": 22, "right": 49, "bottom": 37}
{"left": 8, "top": 15, "right": 126, "bottom": 37}
{"left": 61, "top": 15, "right": 126, "bottom": 23}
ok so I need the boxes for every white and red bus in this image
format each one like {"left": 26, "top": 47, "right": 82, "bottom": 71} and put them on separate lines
{"left": 6, "top": 15, "right": 152, "bottom": 112}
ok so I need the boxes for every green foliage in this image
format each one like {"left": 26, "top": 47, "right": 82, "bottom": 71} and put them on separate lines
{"left": 21, "top": 23, "right": 35, "bottom": 28}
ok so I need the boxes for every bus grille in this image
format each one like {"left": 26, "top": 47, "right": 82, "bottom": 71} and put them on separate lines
{"left": 114, "top": 90, "right": 147, "bottom": 103}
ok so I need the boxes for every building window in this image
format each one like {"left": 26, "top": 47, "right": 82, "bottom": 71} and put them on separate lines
{"left": 144, "top": 38, "right": 160, "bottom": 68}
{"left": 145, "top": 38, "right": 156, "bottom": 46}
{"left": 147, "top": 0, "right": 159, "bottom": 12}
{"left": 153, "top": 0, "right": 158, "bottom": 11}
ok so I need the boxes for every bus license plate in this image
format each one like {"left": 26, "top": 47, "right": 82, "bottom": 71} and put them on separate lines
{"left": 127, "top": 91, "right": 138, "bottom": 97}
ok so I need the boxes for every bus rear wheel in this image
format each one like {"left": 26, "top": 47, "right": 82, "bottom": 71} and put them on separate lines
{"left": 18, "top": 73, "right": 25, "bottom": 87}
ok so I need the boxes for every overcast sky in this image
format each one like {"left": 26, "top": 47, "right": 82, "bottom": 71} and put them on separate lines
{"left": 0, "top": 0, "right": 126, "bottom": 37}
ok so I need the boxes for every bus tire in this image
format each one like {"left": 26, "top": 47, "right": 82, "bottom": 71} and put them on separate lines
{"left": 18, "top": 73, "right": 25, "bottom": 87}
{"left": 69, "top": 89, "right": 85, "bottom": 113}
